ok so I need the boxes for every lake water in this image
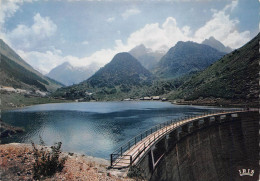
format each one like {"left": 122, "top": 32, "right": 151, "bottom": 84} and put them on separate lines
{"left": 1, "top": 101, "right": 229, "bottom": 160}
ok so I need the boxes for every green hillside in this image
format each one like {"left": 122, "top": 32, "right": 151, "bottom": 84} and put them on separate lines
{"left": 154, "top": 41, "right": 225, "bottom": 79}
{"left": 87, "top": 52, "right": 153, "bottom": 87}
{"left": 53, "top": 52, "right": 155, "bottom": 100}
{"left": 0, "top": 39, "right": 63, "bottom": 92}
{"left": 168, "top": 33, "right": 259, "bottom": 106}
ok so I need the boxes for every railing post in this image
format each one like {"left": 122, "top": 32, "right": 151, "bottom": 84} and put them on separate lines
{"left": 128, "top": 142, "right": 130, "bottom": 150}
{"left": 135, "top": 137, "right": 136, "bottom": 145}
{"left": 146, "top": 131, "right": 148, "bottom": 137}
{"left": 110, "top": 154, "right": 113, "bottom": 167}
{"left": 121, "top": 147, "right": 122, "bottom": 156}
{"left": 151, "top": 128, "right": 152, "bottom": 134}
{"left": 141, "top": 134, "right": 142, "bottom": 141}
{"left": 130, "top": 156, "right": 132, "bottom": 165}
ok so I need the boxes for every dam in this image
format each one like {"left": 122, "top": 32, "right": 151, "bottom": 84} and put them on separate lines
{"left": 110, "top": 109, "right": 259, "bottom": 180}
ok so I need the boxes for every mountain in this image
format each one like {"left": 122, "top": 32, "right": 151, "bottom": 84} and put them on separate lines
{"left": 202, "top": 36, "right": 232, "bottom": 53}
{"left": 129, "top": 44, "right": 164, "bottom": 70}
{"left": 87, "top": 52, "right": 153, "bottom": 87}
{"left": 46, "top": 62, "right": 98, "bottom": 86}
{"left": 53, "top": 52, "right": 154, "bottom": 100}
{"left": 0, "top": 39, "right": 62, "bottom": 92}
{"left": 154, "top": 41, "right": 225, "bottom": 79}
{"left": 170, "top": 33, "right": 259, "bottom": 106}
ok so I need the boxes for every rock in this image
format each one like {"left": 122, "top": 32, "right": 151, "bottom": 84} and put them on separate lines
{"left": 0, "top": 120, "right": 25, "bottom": 138}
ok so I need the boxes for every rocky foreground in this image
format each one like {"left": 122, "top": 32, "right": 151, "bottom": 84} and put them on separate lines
{"left": 0, "top": 143, "right": 133, "bottom": 181}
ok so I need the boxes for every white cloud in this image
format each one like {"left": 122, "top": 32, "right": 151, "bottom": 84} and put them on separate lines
{"left": 17, "top": 16, "right": 190, "bottom": 73}
{"left": 82, "top": 41, "right": 89, "bottom": 45}
{"left": 194, "top": 0, "right": 250, "bottom": 48}
{"left": 17, "top": 49, "right": 93, "bottom": 74}
{"left": 17, "top": 0, "right": 251, "bottom": 74}
{"left": 17, "top": 39, "right": 128, "bottom": 73}
{"left": 1, "top": 0, "right": 252, "bottom": 74}
{"left": 7, "top": 13, "right": 57, "bottom": 50}
{"left": 126, "top": 17, "right": 190, "bottom": 51}
{"left": 223, "top": 0, "right": 238, "bottom": 12}
{"left": 0, "top": 0, "right": 37, "bottom": 27}
{"left": 121, "top": 8, "right": 141, "bottom": 20}
{"left": 106, "top": 17, "right": 115, "bottom": 22}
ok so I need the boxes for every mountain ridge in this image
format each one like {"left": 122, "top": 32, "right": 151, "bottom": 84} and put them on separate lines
{"left": 0, "top": 39, "right": 63, "bottom": 92}
{"left": 154, "top": 41, "right": 225, "bottom": 79}
{"left": 46, "top": 62, "right": 98, "bottom": 86}
{"left": 202, "top": 36, "right": 232, "bottom": 53}
{"left": 129, "top": 44, "right": 164, "bottom": 70}
{"left": 169, "top": 33, "right": 259, "bottom": 106}
{"left": 53, "top": 52, "right": 154, "bottom": 100}
{"left": 86, "top": 52, "right": 153, "bottom": 87}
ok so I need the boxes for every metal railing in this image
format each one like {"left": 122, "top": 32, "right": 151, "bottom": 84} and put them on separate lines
{"left": 110, "top": 108, "right": 245, "bottom": 168}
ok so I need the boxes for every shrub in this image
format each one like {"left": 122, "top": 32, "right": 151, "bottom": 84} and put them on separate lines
{"left": 31, "top": 138, "right": 67, "bottom": 180}
{"left": 127, "top": 165, "right": 146, "bottom": 181}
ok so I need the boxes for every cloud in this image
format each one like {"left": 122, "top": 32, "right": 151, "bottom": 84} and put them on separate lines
{"left": 121, "top": 8, "right": 141, "bottom": 20}
{"left": 6, "top": 13, "right": 57, "bottom": 50}
{"left": 17, "top": 0, "right": 250, "bottom": 73}
{"left": 223, "top": 0, "right": 238, "bottom": 12}
{"left": 106, "top": 17, "right": 115, "bottom": 22}
{"left": 194, "top": 0, "right": 250, "bottom": 48}
{"left": 82, "top": 41, "right": 89, "bottom": 45}
{"left": 2, "top": 0, "right": 252, "bottom": 74}
{"left": 16, "top": 17, "right": 190, "bottom": 73}
{"left": 17, "top": 49, "right": 90, "bottom": 74}
{"left": 0, "top": 0, "right": 37, "bottom": 28}
{"left": 126, "top": 17, "right": 190, "bottom": 52}
{"left": 16, "top": 39, "right": 129, "bottom": 73}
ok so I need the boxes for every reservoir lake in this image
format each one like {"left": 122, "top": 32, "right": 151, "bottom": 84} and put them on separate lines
{"left": 2, "top": 101, "right": 230, "bottom": 160}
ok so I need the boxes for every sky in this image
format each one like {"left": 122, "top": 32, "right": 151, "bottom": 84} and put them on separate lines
{"left": 0, "top": 0, "right": 259, "bottom": 74}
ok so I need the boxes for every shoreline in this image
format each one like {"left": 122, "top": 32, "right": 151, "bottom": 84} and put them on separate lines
{"left": 171, "top": 97, "right": 258, "bottom": 108}
{"left": 2, "top": 98, "right": 243, "bottom": 112}
{"left": 0, "top": 143, "right": 132, "bottom": 180}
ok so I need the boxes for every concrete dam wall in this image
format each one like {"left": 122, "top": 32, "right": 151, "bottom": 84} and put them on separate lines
{"left": 138, "top": 111, "right": 259, "bottom": 181}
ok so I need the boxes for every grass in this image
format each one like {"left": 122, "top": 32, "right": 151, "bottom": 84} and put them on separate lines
{"left": 0, "top": 92, "right": 71, "bottom": 110}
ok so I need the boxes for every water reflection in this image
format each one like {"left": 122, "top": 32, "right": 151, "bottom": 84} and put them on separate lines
{"left": 2, "top": 101, "right": 228, "bottom": 159}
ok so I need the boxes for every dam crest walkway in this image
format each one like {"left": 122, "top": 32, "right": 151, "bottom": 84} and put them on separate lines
{"left": 110, "top": 109, "right": 255, "bottom": 169}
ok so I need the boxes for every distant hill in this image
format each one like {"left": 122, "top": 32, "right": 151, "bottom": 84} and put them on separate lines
{"left": 129, "top": 44, "right": 164, "bottom": 70}
{"left": 46, "top": 62, "right": 98, "bottom": 86}
{"left": 170, "top": 33, "right": 259, "bottom": 106}
{"left": 154, "top": 41, "right": 225, "bottom": 79}
{"left": 87, "top": 52, "right": 153, "bottom": 87}
{"left": 0, "top": 39, "right": 62, "bottom": 92}
{"left": 202, "top": 36, "right": 232, "bottom": 53}
{"left": 53, "top": 52, "right": 154, "bottom": 100}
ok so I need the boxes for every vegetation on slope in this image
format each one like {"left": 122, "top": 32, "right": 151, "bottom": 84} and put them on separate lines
{"left": 168, "top": 33, "right": 259, "bottom": 106}
{"left": 154, "top": 41, "right": 225, "bottom": 79}
{"left": 53, "top": 52, "right": 158, "bottom": 100}
{"left": 0, "top": 39, "right": 63, "bottom": 92}
{"left": 87, "top": 52, "right": 153, "bottom": 87}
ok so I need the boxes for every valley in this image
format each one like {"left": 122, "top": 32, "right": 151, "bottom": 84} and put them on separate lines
{"left": 1, "top": 33, "right": 259, "bottom": 109}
